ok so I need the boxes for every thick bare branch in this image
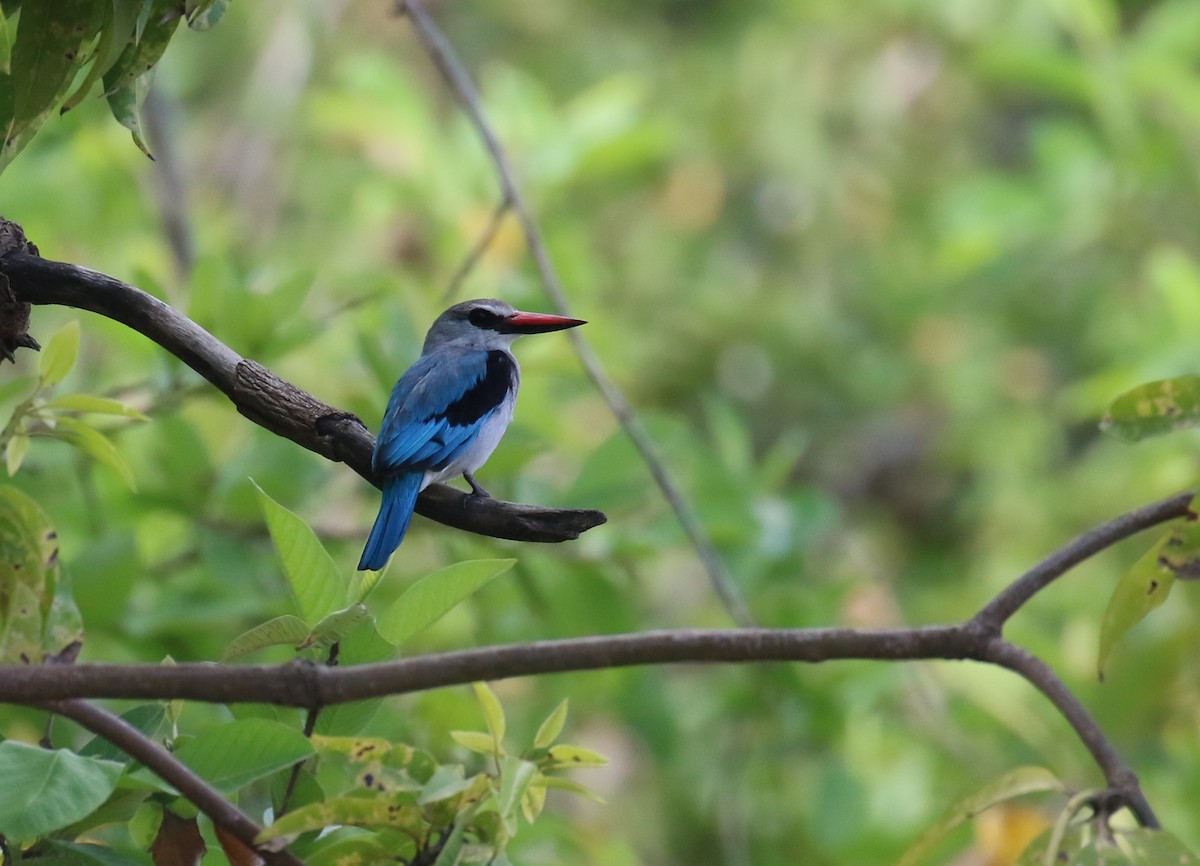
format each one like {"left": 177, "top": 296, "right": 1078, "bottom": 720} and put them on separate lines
{"left": 0, "top": 246, "right": 606, "bottom": 543}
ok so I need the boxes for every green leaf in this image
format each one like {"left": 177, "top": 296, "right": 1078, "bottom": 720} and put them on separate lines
{"left": 532, "top": 699, "right": 568, "bottom": 749}
{"left": 895, "top": 766, "right": 1065, "bottom": 866}
{"left": 257, "top": 796, "right": 425, "bottom": 845}
{"left": 101, "top": 0, "right": 184, "bottom": 157}
{"left": 31, "top": 839, "right": 147, "bottom": 866}
{"left": 168, "top": 719, "right": 315, "bottom": 794}
{"left": 61, "top": 0, "right": 142, "bottom": 113}
{"left": 417, "top": 765, "right": 474, "bottom": 805}
{"left": 474, "top": 680, "right": 506, "bottom": 746}
{"left": 312, "top": 621, "right": 396, "bottom": 736}
{"left": 521, "top": 780, "right": 547, "bottom": 824}
{"left": 449, "top": 730, "right": 501, "bottom": 757}
{"left": 40, "top": 393, "right": 147, "bottom": 420}
{"left": 544, "top": 744, "right": 609, "bottom": 769}
{"left": 497, "top": 756, "right": 538, "bottom": 834}
{"left": 376, "top": 558, "right": 515, "bottom": 645}
{"left": 40, "top": 417, "right": 137, "bottom": 489}
{"left": 0, "top": 0, "right": 95, "bottom": 172}
{"left": 0, "top": 580, "right": 44, "bottom": 662}
{"left": 254, "top": 482, "right": 345, "bottom": 624}
{"left": 1101, "top": 374, "right": 1200, "bottom": 442}
{"left": 43, "top": 563, "right": 83, "bottom": 658}
{"left": 221, "top": 614, "right": 312, "bottom": 661}
{"left": 6, "top": 431, "right": 28, "bottom": 476}
{"left": 0, "top": 741, "right": 123, "bottom": 842}
{"left": 186, "top": 0, "right": 230, "bottom": 30}
{"left": 39, "top": 320, "right": 80, "bottom": 386}
{"left": 1116, "top": 827, "right": 1200, "bottom": 864}
{"left": 539, "top": 775, "right": 606, "bottom": 803}
{"left": 1015, "top": 823, "right": 1200, "bottom": 865}
{"left": 301, "top": 602, "right": 371, "bottom": 650}
{"left": 79, "top": 705, "right": 166, "bottom": 764}
{"left": 1097, "top": 521, "right": 1200, "bottom": 676}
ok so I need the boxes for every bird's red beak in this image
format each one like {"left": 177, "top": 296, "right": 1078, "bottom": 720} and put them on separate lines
{"left": 505, "top": 310, "right": 587, "bottom": 334}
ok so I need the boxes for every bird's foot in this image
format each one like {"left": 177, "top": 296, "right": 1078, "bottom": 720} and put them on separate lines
{"left": 463, "top": 472, "right": 492, "bottom": 498}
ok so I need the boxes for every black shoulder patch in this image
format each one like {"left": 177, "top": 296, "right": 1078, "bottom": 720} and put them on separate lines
{"left": 441, "top": 351, "right": 516, "bottom": 427}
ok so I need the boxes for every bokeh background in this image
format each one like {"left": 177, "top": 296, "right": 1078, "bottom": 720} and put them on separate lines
{"left": 3, "top": 0, "right": 1200, "bottom": 862}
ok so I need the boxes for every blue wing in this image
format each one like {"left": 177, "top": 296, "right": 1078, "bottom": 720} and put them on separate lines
{"left": 373, "top": 348, "right": 517, "bottom": 476}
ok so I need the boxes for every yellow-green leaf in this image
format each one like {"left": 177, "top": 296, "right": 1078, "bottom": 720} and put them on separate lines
{"left": 473, "top": 681, "right": 506, "bottom": 746}
{"left": 220, "top": 615, "right": 312, "bottom": 661}
{"left": 533, "top": 700, "right": 568, "bottom": 750}
{"left": 545, "top": 744, "right": 609, "bottom": 769}
{"left": 38, "top": 321, "right": 80, "bottom": 387}
{"left": 450, "top": 730, "right": 502, "bottom": 757}
{"left": 5, "top": 433, "right": 28, "bottom": 477}
{"left": 253, "top": 482, "right": 343, "bottom": 625}
{"left": 256, "top": 796, "right": 425, "bottom": 845}
{"left": 1097, "top": 521, "right": 1200, "bottom": 676}
{"left": 1101, "top": 374, "right": 1200, "bottom": 442}
{"left": 375, "top": 558, "right": 515, "bottom": 645}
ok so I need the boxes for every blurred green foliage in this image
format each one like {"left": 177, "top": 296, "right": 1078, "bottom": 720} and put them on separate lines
{"left": 3, "top": 0, "right": 1200, "bottom": 863}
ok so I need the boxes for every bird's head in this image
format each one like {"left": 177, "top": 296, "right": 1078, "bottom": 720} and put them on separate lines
{"left": 423, "top": 298, "right": 586, "bottom": 351}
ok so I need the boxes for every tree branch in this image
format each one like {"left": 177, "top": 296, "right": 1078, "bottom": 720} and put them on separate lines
{"left": 972, "top": 490, "right": 1194, "bottom": 630}
{"left": 397, "top": 0, "right": 753, "bottom": 627}
{"left": 0, "top": 245, "right": 606, "bottom": 543}
{"left": 45, "top": 699, "right": 304, "bottom": 866}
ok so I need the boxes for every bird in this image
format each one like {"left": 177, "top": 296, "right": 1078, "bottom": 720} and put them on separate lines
{"left": 358, "top": 298, "right": 586, "bottom": 571}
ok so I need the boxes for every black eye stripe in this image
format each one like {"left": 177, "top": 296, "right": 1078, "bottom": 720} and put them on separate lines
{"left": 468, "top": 308, "right": 503, "bottom": 328}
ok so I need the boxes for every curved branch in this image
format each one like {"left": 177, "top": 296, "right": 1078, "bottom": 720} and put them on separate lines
{"left": 0, "top": 249, "right": 606, "bottom": 543}
{"left": 972, "top": 490, "right": 1194, "bottom": 630}
{"left": 983, "top": 640, "right": 1159, "bottom": 828}
{"left": 46, "top": 699, "right": 304, "bottom": 866}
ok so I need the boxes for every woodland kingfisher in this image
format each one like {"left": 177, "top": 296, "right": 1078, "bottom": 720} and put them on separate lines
{"left": 358, "top": 298, "right": 586, "bottom": 571}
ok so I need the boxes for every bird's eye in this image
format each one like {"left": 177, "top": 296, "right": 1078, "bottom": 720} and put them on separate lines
{"left": 468, "top": 308, "right": 501, "bottom": 328}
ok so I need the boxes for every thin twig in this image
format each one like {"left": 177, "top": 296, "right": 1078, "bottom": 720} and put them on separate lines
{"left": 278, "top": 642, "right": 338, "bottom": 817}
{"left": 973, "top": 490, "right": 1194, "bottom": 630}
{"left": 398, "top": 0, "right": 755, "bottom": 627}
{"left": 441, "top": 196, "right": 512, "bottom": 303}
{"left": 44, "top": 699, "right": 304, "bottom": 866}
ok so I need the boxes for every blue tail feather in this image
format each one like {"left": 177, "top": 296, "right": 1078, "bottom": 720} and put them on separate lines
{"left": 358, "top": 473, "right": 424, "bottom": 571}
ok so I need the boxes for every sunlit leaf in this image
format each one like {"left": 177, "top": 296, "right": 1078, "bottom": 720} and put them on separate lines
{"left": 1101, "top": 375, "right": 1200, "bottom": 442}
{"left": 1097, "top": 521, "right": 1200, "bottom": 677}
{"left": 254, "top": 482, "right": 344, "bottom": 625}
{"left": 256, "top": 796, "right": 425, "bottom": 846}
{"left": 375, "top": 558, "right": 515, "bottom": 646}
{"left": 544, "top": 744, "right": 609, "bottom": 769}
{"left": 450, "top": 730, "right": 501, "bottom": 757}
{"left": 5, "top": 431, "right": 28, "bottom": 476}
{"left": 540, "top": 775, "right": 606, "bottom": 803}
{"left": 39, "top": 320, "right": 80, "bottom": 387}
{"left": 474, "top": 680, "right": 506, "bottom": 747}
{"left": 220, "top": 615, "right": 312, "bottom": 661}
{"left": 895, "top": 766, "right": 1065, "bottom": 866}
{"left": 521, "top": 780, "right": 547, "bottom": 824}
{"left": 532, "top": 699, "right": 569, "bottom": 750}
{"left": 0, "top": 742, "right": 123, "bottom": 842}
